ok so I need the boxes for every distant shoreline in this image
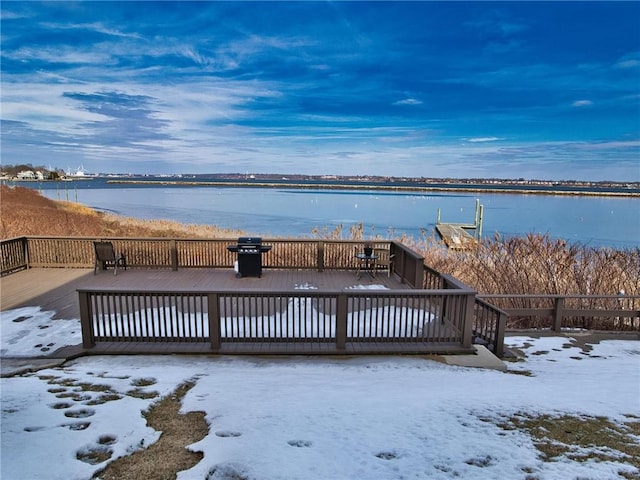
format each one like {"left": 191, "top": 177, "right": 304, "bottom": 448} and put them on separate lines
{"left": 106, "top": 179, "right": 640, "bottom": 197}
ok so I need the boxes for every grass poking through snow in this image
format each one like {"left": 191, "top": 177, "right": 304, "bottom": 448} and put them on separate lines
{"left": 93, "top": 380, "right": 209, "bottom": 480}
{"left": 496, "top": 413, "right": 640, "bottom": 478}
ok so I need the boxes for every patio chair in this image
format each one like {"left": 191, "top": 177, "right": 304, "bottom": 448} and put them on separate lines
{"left": 94, "top": 241, "right": 127, "bottom": 275}
{"left": 373, "top": 248, "right": 395, "bottom": 277}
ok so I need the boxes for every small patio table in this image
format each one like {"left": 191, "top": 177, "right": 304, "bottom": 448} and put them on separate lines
{"left": 355, "top": 252, "right": 379, "bottom": 279}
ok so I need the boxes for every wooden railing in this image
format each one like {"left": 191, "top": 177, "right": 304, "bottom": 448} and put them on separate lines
{"left": 421, "top": 266, "right": 507, "bottom": 357}
{"left": 7, "top": 236, "right": 637, "bottom": 358}
{"left": 478, "top": 294, "right": 640, "bottom": 332}
{"left": 0, "top": 237, "right": 28, "bottom": 275}
{"left": 473, "top": 298, "right": 507, "bottom": 357}
{"left": 78, "top": 288, "right": 476, "bottom": 354}
{"left": 1, "top": 236, "right": 425, "bottom": 287}
{"left": 423, "top": 265, "right": 444, "bottom": 290}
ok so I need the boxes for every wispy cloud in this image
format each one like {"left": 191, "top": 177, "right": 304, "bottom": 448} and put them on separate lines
{"left": 614, "top": 52, "right": 640, "bottom": 69}
{"left": 40, "top": 21, "right": 141, "bottom": 39}
{"left": 466, "top": 137, "right": 501, "bottom": 143}
{"left": 393, "top": 98, "right": 422, "bottom": 106}
{"left": 0, "top": 2, "right": 638, "bottom": 180}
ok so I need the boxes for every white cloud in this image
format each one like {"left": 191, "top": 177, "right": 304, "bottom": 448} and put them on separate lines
{"left": 40, "top": 21, "right": 142, "bottom": 39}
{"left": 614, "top": 52, "right": 640, "bottom": 69}
{"left": 615, "top": 59, "right": 640, "bottom": 69}
{"left": 572, "top": 100, "right": 593, "bottom": 107}
{"left": 393, "top": 98, "right": 422, "bottom": 106}
{"left": 467, "top": 137, "right": 500, "bottom": 143}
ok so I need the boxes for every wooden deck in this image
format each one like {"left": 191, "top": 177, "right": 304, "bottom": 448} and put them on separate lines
{"left": 0, "top": 267, "right": 409, "bottom": 321}
{"left": 61, "top": 340, "right": 467, "bottom": 357}
{"left": 1, "top": 268, "right": 475, "bottom": 357}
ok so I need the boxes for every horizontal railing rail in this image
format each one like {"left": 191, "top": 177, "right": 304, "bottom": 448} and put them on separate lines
{"left": 478, "top": 294, "right": 640, "bottom": 332}
{"left": 78, "top": 288, "right": 477, "bottom": 354}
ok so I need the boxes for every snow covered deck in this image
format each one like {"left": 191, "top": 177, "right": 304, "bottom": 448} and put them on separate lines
{"left": 1, "top": 267, "right": 408, "bottom": 318}
{"left": 2, "top": 268, "right": 476, "bottom": 356}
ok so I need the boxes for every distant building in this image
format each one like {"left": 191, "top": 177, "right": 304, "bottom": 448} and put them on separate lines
{"left": 15, "top": 170, "right": 45, "bottom": 180}
{"left": 17, "top": 170, "right": 36, "bottom": 179}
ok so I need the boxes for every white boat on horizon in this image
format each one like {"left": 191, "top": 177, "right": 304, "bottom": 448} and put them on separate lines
{"left": 65, "top": 165, "right": 96, "bottom": 179}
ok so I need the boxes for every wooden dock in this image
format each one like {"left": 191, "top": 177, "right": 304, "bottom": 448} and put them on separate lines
{"left": 435, "top": 199, "right": 483, "bottom": 249}
{"left": 435, "top": 224, "right": 476, "bottom": 250}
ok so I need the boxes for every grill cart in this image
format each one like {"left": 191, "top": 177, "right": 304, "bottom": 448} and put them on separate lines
{"left": 227, "top": 237, "right": 272, "bottom": 278}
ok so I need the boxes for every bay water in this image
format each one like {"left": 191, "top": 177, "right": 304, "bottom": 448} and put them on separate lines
{"left": 19, "top": 179, "right": 640, "bottom": 248}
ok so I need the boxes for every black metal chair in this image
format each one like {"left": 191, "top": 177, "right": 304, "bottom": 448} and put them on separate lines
{"left": 94, "top": 241, "right": 126, "bottom": 275}
{"left": 373, "top": 248, "right": 395, "bottom": 277}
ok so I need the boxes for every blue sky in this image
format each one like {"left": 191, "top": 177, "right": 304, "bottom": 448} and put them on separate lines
{"left": 1, "top": 2, "right": 639, "bottom": 180}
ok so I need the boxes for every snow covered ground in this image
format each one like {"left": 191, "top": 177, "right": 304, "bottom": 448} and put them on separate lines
{"left": 1, "top": 306, "right": 639, "bottom": 480}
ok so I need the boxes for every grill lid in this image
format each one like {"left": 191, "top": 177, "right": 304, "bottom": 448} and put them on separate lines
{"left": 237, "top": 237, "right": 262, "bottom": 246}
{"left": 228, "top": 237, "right": 271, "bottom": 254}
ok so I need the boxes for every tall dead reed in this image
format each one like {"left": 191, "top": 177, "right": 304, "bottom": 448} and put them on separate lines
{"left": 414, "top": 232, "right": 639, "bottom": 297}
{"left": 409, "top": 231, "right": 640, "bottom": 329}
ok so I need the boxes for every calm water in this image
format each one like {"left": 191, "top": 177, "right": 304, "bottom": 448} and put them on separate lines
{"left": 17, "top": 179, "right": 640, "bottom": 248}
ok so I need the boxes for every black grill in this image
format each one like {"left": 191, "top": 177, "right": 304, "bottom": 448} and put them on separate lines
{"left": 227, "top": 237, "right": 272, "bottom": 277}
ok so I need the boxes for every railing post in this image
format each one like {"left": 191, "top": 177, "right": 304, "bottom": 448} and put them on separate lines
{"left": 396, "top": 248, "right": 406, "bottom": 283}
{"left": 494, "top": 311, "right": 506, "bottom": 357}
{"left": 23, "top": 237, "right": 30, "bottom": 269}
{"left": 170, "top": 239, "right": 178, "bottom": 271}
{"left": 317, "top": 241, "right": 324, "bottom": 272}
{"left": 553, "top": 296, "right": 564, "bottom": 331}
{"left": 413, "top": 257, "right": 424, "bottom": 289}
{"left": 78, "top": 291, "right": 95, "bottom": 348}
{"left": 336, "top": 293, "right": 347, "bottom": 350}
{"left": 208, "top": 293, "right": 221, "bottom": 350}
{"left": 462, "top": 291, "right": 476, "bottom": 349}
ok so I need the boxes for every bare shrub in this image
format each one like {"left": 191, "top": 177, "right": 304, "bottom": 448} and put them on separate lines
{"left": 411, "top": 232, "right": 639, "bottom": 297}
{"left": 409, "top": 232, "right": 640, "bottom": 329}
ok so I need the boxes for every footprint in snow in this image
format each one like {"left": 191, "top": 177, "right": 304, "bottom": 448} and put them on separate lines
{"left": 215, "top": 430, "right": 242, "bottom": 438}
{"left": 287, "top": 440, "right": 312, "bottom": 447}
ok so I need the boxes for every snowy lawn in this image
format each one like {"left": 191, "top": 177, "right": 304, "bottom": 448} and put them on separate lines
{"left": 1, "top": 307, "right": 639, "bottom": 480}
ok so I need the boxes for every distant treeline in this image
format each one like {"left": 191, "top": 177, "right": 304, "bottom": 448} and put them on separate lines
{"left": 2, "top": 163, "right": 638, "bottom": 190}
{"left": 0, "top": 163, "right": 62, "bottom": 177}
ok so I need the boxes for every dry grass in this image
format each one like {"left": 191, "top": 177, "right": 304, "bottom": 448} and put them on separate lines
{"left": 495, "top": 413, "right": 640, "bottom": 479}
{"left": 93, "top": 381, "right": 209, "bottom": 480}
{"left": 0, "top": 185, "right": 243, "bottom": 239}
